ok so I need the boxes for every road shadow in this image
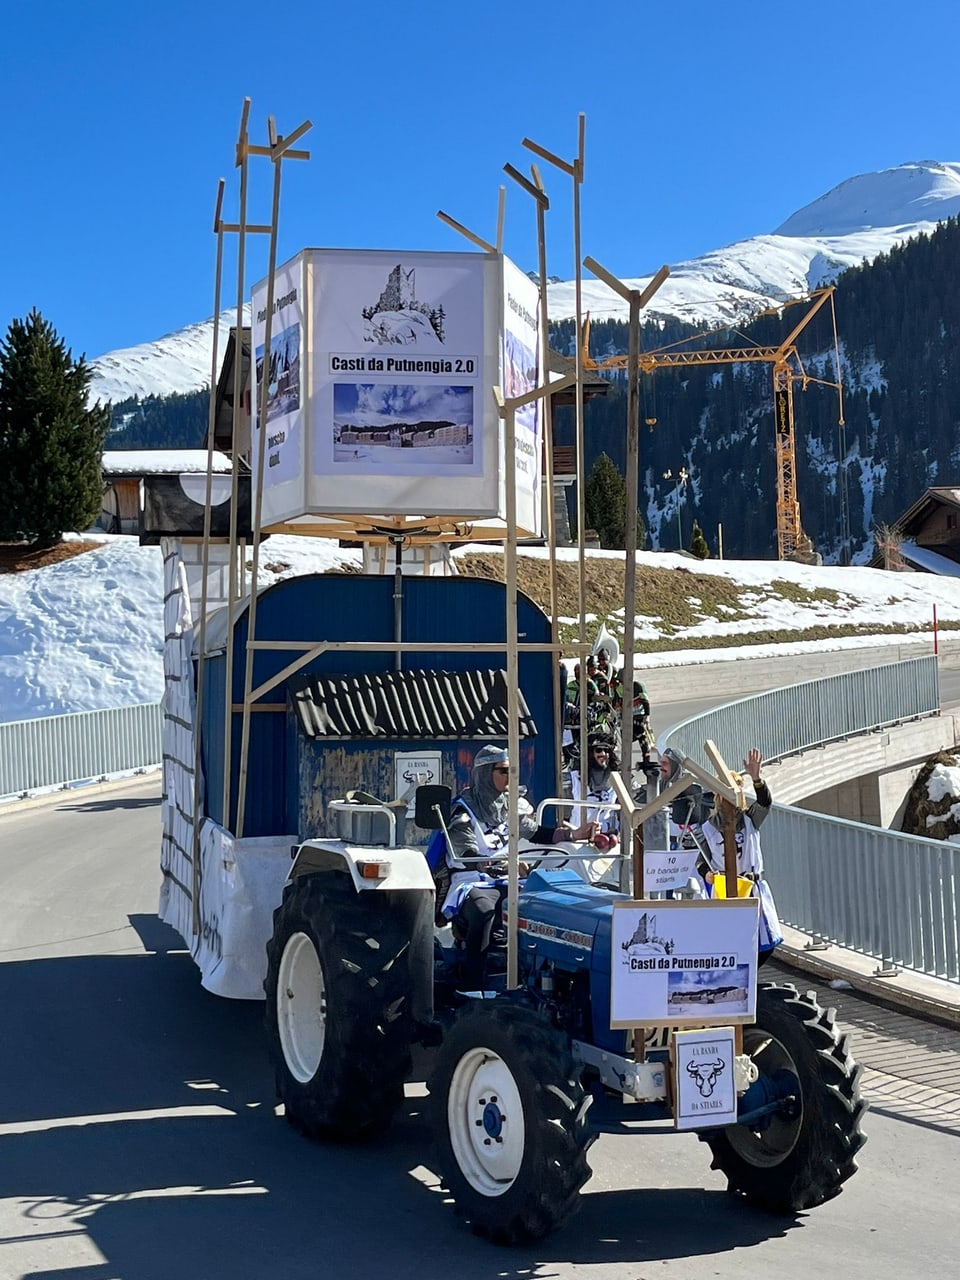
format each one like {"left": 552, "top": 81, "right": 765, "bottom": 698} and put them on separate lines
{"left": 55, "top": 795, "right": 162, "bottom": 814}
{"left": 1, "top": 948, "right": 802, "bottom": 1280}
{"left": 127, "top": 912, "right": 188, "bottom": 954}
{"left": 15, "top": 1174, "right": 795, "bottom": 1280}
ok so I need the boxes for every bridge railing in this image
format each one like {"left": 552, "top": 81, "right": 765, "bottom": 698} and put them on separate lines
{"left": 761, "top": 805, "right": 960, "bottom": 982}
{"left": 0, "top": 703, "right": 162, "bottom": 799}
{"left": 663, "top": 655, "right": 939, "bottom": 770}
{"left": 661, "top": 654, "right": 960, "bottom": 983}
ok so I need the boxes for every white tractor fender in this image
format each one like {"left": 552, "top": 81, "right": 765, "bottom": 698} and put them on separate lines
{"left": 289, "top": 838, "right": 436, "bottom": 895}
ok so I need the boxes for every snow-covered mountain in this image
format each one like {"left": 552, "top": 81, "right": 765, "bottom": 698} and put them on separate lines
{"left": 86, "top": 161, "right": 960, "bottom": 407}
{"left": 561, "top": 161, "right": 960, "bottom": 327}
{"left": 89, "top": 307, "right": 251, "bottom": 407}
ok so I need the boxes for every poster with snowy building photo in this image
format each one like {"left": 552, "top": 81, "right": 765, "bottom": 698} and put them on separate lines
{"left": 333, "top": 383, "right": 474, "bottom": 467}
{"left": 250, "top": 257, "right": 305, "bottom": 494}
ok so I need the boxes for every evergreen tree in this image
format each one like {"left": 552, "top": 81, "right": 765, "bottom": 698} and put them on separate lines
{"left": 0, "top": 310, "right": 109, "bottom": 545}
{"left": 689, "top": 519, "right": 710, "bottom": 559}
{"left": 108, "top": 388, "right": 209, "bottom": 448}
{"left": 583, "top": 451, "right": 644, "bottom": 548}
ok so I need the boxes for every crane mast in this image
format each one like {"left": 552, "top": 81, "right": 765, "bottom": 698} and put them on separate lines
{"left": 773, "top": 363, "right": 804, "bottom": 560}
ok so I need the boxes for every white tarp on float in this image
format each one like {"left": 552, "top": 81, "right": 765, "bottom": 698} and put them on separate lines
{"left": 157, "top": 536, "right": 295, "bottom": 999}
{"left": 193, "top": 820, "right": 295, "bottom": 999}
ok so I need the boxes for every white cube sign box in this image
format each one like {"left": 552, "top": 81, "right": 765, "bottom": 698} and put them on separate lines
{"left": 250, "top": 248, "right": 542, "bottom": 535}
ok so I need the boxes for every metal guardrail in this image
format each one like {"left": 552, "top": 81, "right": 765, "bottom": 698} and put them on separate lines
{"left": 663, "top": 655, "right": 940, "bottom": 771}
{"left": 762, "top": 806, "right": 960, "bottom": 983}
{"left": 662, "top": 654, "right": 960, "bottom": 984}
{"left": 0, "top": 703, "right": 163, "bottom": 798}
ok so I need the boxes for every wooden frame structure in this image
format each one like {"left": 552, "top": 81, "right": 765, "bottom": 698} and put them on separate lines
{"left": 193, "top": 108, "right": 728, "bottom": 1024}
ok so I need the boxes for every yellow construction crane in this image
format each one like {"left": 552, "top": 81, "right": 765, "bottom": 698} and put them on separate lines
{"left": 581, "top": 286, "right": 844, "bottom": 561}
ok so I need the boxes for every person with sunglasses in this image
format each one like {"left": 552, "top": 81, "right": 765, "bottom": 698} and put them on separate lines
{"left": 569, "top": 732, "right": 620, "bottom": 837}
{"left": 435, "top": 743, "right": 597, "bottom": 991}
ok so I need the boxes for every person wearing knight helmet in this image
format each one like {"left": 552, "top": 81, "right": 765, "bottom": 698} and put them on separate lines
{"left": 436, "top": 743, "right": 596, "bottom": 990}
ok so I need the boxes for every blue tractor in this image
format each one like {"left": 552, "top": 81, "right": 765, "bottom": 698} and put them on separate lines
{"left": 263, "top": 774, "right": 866, "bottom": 1245}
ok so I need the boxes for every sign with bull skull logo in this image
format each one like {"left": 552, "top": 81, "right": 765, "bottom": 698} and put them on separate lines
{"left": 394, "top": 751, "right": 442, "bottom": 817}
{"left": 672, "top": 1027, "right": 738, "bottom": 1130}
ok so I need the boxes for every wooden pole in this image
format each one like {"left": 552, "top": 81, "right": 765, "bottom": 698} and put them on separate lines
{"left": 522, "top": 119, "right": 591, "bottom": 779}
{"left": 536, "top": 187, "right": 563, "bottom": 797}
{"left": 236, "top": 114, "right": 312, "bottom": 837}
{"left": 721, "top": 801, "right": 739, "bottom": 895}
{"left": 504, "top": 397, "right": 521, "bottom": 991}
{"left": 623, "top": 289, "right": 640, "bottom": 776}
{"left": 523, "top": 123, "right": 591, "bottom": 772}
{"left": 504, "top": 160, "right": 562, "bottom": 795}
{"left": 223, "top": 98, "right": 251, "bottom": 827}
{"left": 572, "top": 117, "right": 589, "bottom": 782}
{"left": 191, "top": 178, "right": 226, "bottom": 936}
{"left": 581, "top": 258, "right": 668, "bottom": 810}
{"left": 495, "top": 376, "right": 572, "bottom": 989}
{"left": 236, "top": 135, "right": 282, "bottom": 837}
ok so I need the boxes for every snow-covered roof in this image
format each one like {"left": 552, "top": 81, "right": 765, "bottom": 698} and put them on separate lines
{"left": 899, "top": 542, "right": 960, "bottom": 577}
{"left": 102, "top": 450, "right": 232, "bottom": 476}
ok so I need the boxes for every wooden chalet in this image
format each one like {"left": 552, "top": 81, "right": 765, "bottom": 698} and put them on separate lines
{"left": 99, "top": 450, "right": 232, "bottom": 535}
{"left": 869, "top": 487, "right": 960, "bottom": 575}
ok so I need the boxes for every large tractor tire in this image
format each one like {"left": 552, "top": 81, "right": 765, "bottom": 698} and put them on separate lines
{"left": 700, "top": 982, "right": 867, "bottom": 1212}
{"left": 429, "top": 1000, "right": 595, "bottom": 1244}
{"left": 264, "top": 871, "right": 415, "bottom": 1140}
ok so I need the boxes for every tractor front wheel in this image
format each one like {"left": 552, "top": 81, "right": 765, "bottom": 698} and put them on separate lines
{"left": 430, "top": 1000, "right": 595, "bottom": 1244}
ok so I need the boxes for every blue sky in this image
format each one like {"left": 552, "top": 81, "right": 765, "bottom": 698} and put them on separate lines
{"left": 4, "top": 0, "right": 960, "bottom": 363}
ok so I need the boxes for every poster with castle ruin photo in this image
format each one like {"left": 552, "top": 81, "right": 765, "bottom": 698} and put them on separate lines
{"left": 362, "top": 263, "right": 448, "bottom": 347}
{"left": 312, "top": 249, "right": 486, "bottom": 359}
{"left": 610, "top": 898, "right": 759, "bottom": 1027}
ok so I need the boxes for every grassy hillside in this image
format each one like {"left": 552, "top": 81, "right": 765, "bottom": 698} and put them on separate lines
{"left": 455, "top": 552, "right": 946, "bottom": 653}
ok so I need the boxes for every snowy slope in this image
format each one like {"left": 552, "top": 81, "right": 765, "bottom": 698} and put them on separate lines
{"left": 89, "top": 306, "right": 250, "bottom": 407}
{"left": 1, "top": 535, "right": 957, "bottom": 723}
{"left": 86, "top": 161, "right": 960, "bottom": 405}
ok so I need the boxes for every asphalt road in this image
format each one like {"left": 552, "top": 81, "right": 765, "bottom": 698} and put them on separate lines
{"left": 2, "top": 773, "right": 959, "bottom": 1280}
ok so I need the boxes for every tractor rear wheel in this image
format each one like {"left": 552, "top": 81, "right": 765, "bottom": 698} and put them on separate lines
{"left": 700, "top": 982, "right": 867, "bottom": 1212}
{"left": 264, "top": 871, "right": 415, "bottom": 1140}
{"left": 430, "top": 1000, "right": 595, "bottom": 1244}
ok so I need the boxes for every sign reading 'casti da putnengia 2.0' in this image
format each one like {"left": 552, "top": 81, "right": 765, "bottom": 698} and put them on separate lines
{"left": 610, "top": 898, "right": 759, "bottom": 1028}
{"left": 250, "top": 248, "right": 542, "bottom": 534}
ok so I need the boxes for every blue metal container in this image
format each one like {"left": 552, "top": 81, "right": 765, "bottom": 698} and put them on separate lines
{"left": 200, "top": 573, "right": 556, "bottom": 838}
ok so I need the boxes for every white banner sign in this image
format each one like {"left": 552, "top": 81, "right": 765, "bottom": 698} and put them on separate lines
{"left": 251, "top": 257, "right": 305, "bottom": 518}
{"left": 249, "top": 247, "right": 541, "bottom": 533}
{"left": 610, "top": 898, "right": 759, "bottom": 1028}
{"left": 501, "top": 256, "right": 543, "bottom": 536}
{"left": 673, "top": 1027, "right": 739, "bottom": 1130}
{"left": 642, "top": 847, "right": 700, "bottom": 894}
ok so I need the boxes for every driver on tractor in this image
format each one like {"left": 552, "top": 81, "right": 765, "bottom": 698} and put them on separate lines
{"left": 432, "top": 743, "right": 597, "bottom": 991}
